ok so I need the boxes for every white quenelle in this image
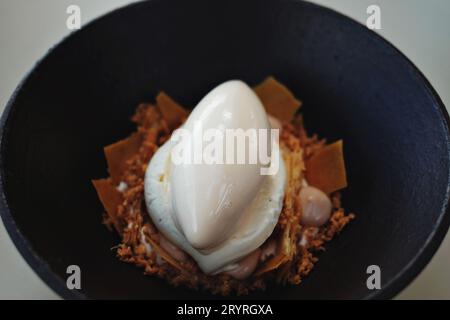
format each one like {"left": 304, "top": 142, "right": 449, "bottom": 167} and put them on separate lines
{"left": 144, "top": 80, "right": 286, "bottom": 274}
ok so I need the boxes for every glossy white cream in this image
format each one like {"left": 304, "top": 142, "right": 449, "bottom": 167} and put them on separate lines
{"left": 144, "top": 80, "right": 286, "bottom": 274}
{"left": 170, "top": 80, "right": 271, "bottom": 250}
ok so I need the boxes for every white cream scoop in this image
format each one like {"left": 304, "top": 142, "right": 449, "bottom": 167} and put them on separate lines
{"left": 170, "top": 80, "right": 272, "bottom": 250}
{"left": 144, "top": 80, "right": 286, "bottom": 274}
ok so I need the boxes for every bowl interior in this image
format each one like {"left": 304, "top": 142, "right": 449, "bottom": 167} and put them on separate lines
{"left": 1, "top": 0, "right": 449, "bottom": 299}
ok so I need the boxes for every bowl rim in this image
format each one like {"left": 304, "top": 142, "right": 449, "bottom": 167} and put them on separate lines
{"left": 0, "top": 0, "right": 449, "bottom": 300}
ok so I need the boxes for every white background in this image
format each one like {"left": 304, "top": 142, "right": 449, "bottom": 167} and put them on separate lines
{"left": 0, "top": 0, "right": 449, "bottom": 299}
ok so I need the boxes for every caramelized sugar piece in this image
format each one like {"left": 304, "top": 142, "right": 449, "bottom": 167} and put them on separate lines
{"left": 254, "top": 76, "right": 302, "bottom": 122}
{"left": 145, "top": 235, "right": 185, "bottom": 271}
{"left": 255, "top": 229, "right": 291, "bottom": 276}
{"left": 305, "top": 140, "right": 347, "bottom": 194}
{"left": 91, "top": 178, "right": 123, "bottom": 232}
{"left": 104, "top": 133, "right": 143, "bottom": 184}
{"left": 256, "top": 149, "right": 304, "bottom": 276}
{"left": 156, "top": 92, "right": 188, "bottom": 130}
{"left": 132, "top": 103, "right": 161, "bottom": 129}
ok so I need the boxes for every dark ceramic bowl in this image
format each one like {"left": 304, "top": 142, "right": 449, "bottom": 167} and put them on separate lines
{"left": 1, "top": 0, "right": 449, "bottom": 300}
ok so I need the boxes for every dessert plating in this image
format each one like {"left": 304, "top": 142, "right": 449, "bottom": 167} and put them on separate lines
{"left": 92, "top": 77, "right": 354, "bottom": 295}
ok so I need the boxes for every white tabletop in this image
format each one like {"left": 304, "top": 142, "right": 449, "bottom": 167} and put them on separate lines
{"left": 1, "top": 0, "right": 449, "bottom": 299}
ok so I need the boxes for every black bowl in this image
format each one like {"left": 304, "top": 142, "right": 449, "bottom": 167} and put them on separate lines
{"left": 1, "top": 0, "right": 449, "bottom": 300}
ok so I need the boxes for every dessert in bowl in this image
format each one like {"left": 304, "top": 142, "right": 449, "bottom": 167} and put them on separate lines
{"left": 92, "top": 78, "right": 354, "bottom": 294}
{"left": 1, "top": 0, "right": 449, "bottom": 299}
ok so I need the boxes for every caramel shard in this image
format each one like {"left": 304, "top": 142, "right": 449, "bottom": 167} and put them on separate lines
{"left": 255, "top": 253, "right": 289, "bottom": 276}
{"left": 132, "top": 103, "right": 161, "bottom": 128}
{"left": 255, "top": 226, "right": 292, "bottom": 276}
{"left": 256, "top": 147, "right": 305, "bottom": 276}
{"left": 104, "top": 133, "right": 142, "bottom": 184}
{"left": 92, "top": 179, "right": 123, "bottom": 232}
{"left": 254, "top": 77, "right": 302, "bottom": 122}
{"left": 146, "top": 236, "right": 184, "bottom": 271}
{"left": 156, "top": 92, "right": 188, "bottom": 130}
{"left": 305, "top": 140, "right": 347, "bottom": 194}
